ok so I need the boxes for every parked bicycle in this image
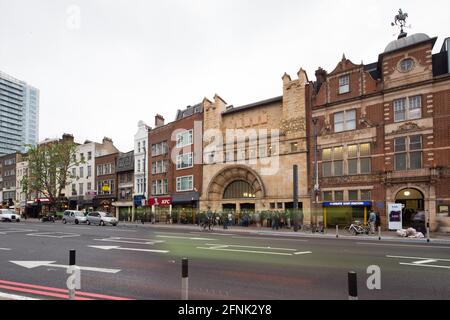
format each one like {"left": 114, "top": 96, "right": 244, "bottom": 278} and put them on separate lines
{"left": 200, "top": 216, "right": 215, "bottom": 231}
{"left": 346, "top": 221, "right": 370, "bottom": 236}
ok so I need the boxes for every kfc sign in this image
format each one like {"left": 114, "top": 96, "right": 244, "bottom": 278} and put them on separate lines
{"left": 148, "top": 197, "right": 172, "bottom": 207}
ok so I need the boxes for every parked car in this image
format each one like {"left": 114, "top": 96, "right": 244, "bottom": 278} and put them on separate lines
{"left": 86, "top": 211, "right": 118, "bottom": 226}
{"left": 62, "top": 210, "right": 87, "bottom": 225}
{"left": 0, "top": 209, "right": 21, "bottom": 222}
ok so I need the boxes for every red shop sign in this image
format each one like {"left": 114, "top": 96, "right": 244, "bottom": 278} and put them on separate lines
{"left": 148, "top": 197, "right": 172, "bottom": 207}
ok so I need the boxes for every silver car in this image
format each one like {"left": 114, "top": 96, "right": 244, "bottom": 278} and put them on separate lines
{"left": 62, "top": 210, "right": 87, "bottom": 225}
{"left": 0, "top": 209, "right": 21, "bottom": 222}
{"left": 86, "top": 211, "right": 118, "bottom": 226}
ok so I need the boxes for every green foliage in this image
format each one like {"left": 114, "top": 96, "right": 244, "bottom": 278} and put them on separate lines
{"left": 22, "top": 141, "right": 82, "bottom": 209}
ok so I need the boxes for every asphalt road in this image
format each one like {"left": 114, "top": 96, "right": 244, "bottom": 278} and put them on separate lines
{"left": 0, "top": 221, "right": 449, "bottom": 300}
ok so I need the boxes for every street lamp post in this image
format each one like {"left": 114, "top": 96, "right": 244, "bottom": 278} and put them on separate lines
{"left": 312, "top": 118, "right": 320, "bottom": 232}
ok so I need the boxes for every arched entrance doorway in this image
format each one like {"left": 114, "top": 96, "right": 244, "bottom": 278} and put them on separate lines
{"left": 395, "top": 188, "right": 424, "bottom": 227}
{"left": 205, "top": 166, "right": 265, "bottom": 224}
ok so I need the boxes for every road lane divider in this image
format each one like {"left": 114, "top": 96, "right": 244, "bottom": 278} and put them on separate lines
{"left": 157, "top": 235, "right": 218, "bottom": 241}
{"left": 0, "top": 279, "right": 132, "bottom": 300}
{"left": 27, "top": 232, "right": 80, "bottom": 239}
{"left": 197, "top": 243, "right": 312, "bottom": 256}
{"left": 357, "top": 242, "right": 450, "bottom": 249}
{"left": 89, "top": 245, "right": 169, "bottom": 254}
{"left": 0, "top": 229, "right": 36, "bottom": 235}
{"left": 94, "top": 237, "right": 165, "bottom": 245}
{"left": 387, "top": 255, "right": 450, "bottom": 270}
{"left": 0, "top": 248, "right": 11, "bottom": 251}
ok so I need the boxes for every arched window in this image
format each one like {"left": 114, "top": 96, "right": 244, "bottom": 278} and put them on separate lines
{"left": 223, "top": 180, "right": 256, "bottom": 199}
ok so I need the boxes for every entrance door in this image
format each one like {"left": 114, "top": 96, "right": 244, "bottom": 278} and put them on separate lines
{"left": 395, "top": 189, "right": 425, "bottom": 227}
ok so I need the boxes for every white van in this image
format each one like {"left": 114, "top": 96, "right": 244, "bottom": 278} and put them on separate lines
{"left": 62, "top": 210, "right": 87, "bottom": 225}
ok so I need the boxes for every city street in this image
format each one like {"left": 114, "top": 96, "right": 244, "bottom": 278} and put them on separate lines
{"left": 0, "top": 221, "right": 449, "bottom": 300}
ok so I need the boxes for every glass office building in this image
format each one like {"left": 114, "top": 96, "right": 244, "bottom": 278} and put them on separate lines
{"left": 0, "top": 71, "right": 39, "bottom": 156}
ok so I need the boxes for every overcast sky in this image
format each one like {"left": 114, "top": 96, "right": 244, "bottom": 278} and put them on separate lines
{"left": 1, "top": 0, "right": 449, "bottom": 152}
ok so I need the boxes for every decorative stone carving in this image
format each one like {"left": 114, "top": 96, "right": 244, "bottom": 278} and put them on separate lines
{"left": 280, "top": 117, "right": 306, "bottom": 135}
{"left": 391, "top": 122, "right": 421, "bottom": 135}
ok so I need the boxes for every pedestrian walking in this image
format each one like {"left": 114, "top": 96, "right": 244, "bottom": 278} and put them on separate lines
{"left": 375, "top": 212, "right": 381, "bottom": 230}
{"left": 369, "top": 210, "right": 377, "bottom": 235}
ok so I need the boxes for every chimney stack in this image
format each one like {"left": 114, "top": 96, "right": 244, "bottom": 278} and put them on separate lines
{"left": 155, "top": 114, "right": 165, "bottom": 127}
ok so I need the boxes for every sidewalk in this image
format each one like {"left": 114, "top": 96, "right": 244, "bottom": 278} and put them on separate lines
{"left": 18, "top": 219, "right": 450, "bottom": 243}
{"left": 115, "top": 221, "right": 450, "bottom": 244}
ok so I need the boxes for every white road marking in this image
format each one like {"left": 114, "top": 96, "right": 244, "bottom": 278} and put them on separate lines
{"left": 190, "top": 232, "right": 236, "bottom": 236}
{"left": 358, "top": 242, "right": 450, "bottom": 249}
{"left": 387, "top": 255, "right": 450, "bottom": 262}
{"left": 204, "top": 243, "right": 297, "bottom": 251}
{"left": 64, "top": 226, "right": 93, "bottom": 230}
{"left": 232, "top": 236, "right": 308, "bottom": 242}
{"left": 399, "top": 263, "right": 450, "bottom": 270}
{"left": 94, "top": 237, "right": 165, "bottom": 245}
{"left": 197, "top": 244, "right": 312, "bottom": 257}
{"left": 157, "top": 235, "right": 217, "bottom": 241}
{"left": 0, "top": 292, "right": 38, "bottom": 300}
{"left": 0, "top": 229, "right": 36, "bottom": 235}
{"left": 27, "top": 232, "right": 80, "bottom": 238}
{"left": 0, "top": 248, "right": 11, "bottom": 251}
{"left": 88, "top": 245, "right": 169, "bottom": 254}
{"left": 10, "top": 261, "right": 121, "bottom": 274}
{"left": 387, "top": 255, "right": 450, "bottom": 270}
{"left": 197, "top": 247, "right": 294, "bottom": 256}
{"left": 294, "top": 251, "right": 313, "bottom": 255}
{"left": 413, "top": 259, "right": 438, "bottom": 264}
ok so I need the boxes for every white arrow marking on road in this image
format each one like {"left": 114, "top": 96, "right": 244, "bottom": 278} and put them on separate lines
{"left": 10, "top": 261, "right": 121, "bottom": 274}
{"left": 89, "top": 245, "right": 169, "bottom": 254}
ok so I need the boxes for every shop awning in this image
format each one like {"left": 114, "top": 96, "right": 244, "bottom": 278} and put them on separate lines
{"left": 323, "top": 201, "right": 372, "bottom": 207}
{"left": 172, "top": 192, "right": 200, "bottom": 204}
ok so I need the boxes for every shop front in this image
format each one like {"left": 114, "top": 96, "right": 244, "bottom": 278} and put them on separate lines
{"left": 148, "top": 196, "right": 173, "bottom": 223}
{"left": 322, "top": 201, "right": 373, "bottom": 227}
{"left": 93, "top": 197, "right": 115, "bottom": 214}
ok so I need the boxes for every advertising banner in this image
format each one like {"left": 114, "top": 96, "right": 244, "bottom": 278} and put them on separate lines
{"left": 388, "top": 203, "right": 404, "bottom": 230}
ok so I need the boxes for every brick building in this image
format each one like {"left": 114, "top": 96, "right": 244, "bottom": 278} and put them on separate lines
{"left": 147, "top": 105, "right": 203, "bottom": 223}
{"left": 114, "top": 151, "right": 134, "bottom": 220}
{"left": 308, "top": 32, "right": 450, "bottom": 230}
{"left": 94, "top": 152, "right": 119, "bottom": 213}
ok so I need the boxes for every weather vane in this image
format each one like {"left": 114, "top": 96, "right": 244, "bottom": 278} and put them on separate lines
{"left": 391, "top": 8, "right": 410, "bottom": 39}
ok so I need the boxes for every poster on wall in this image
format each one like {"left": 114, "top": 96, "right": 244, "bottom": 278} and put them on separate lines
{"left": 388, "top": 203, "right": 404, "bottom": 230}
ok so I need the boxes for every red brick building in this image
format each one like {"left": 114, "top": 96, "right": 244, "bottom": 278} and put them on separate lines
{"left": 148, "top": 104, "right": 204, "bottom": 223}
{"left": 308, "top": 33, "right": 450, "bottom": 230}
{"left": 94, "top": 152, "right": 119, "bottom": 213}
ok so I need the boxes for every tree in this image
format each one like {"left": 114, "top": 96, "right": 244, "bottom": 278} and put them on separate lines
{"left": 22, "top": 140, "right": 82, "bottom": 212}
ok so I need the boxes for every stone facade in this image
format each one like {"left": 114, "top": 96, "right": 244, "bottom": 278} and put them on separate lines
{"left": 200, "top": 70, "right": 311, "bottom": 221}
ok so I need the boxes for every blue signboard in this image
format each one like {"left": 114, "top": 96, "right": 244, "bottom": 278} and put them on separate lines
{"left": 134, "top": 195, "right": 144, "bottom": 207}
{"left": 323, "top": 201, "right": 372, "bottom": 207}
